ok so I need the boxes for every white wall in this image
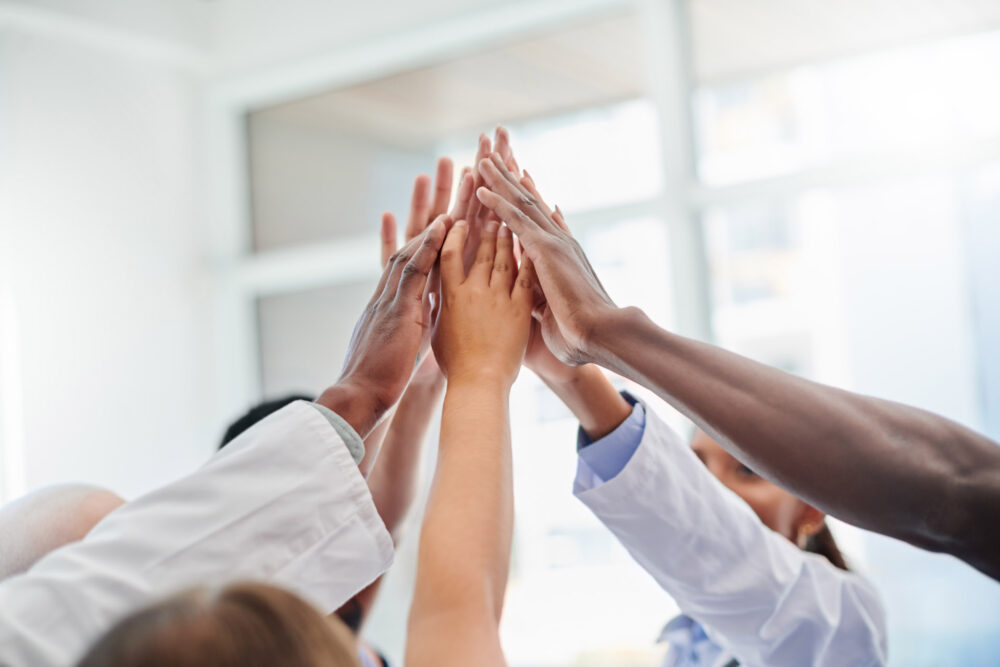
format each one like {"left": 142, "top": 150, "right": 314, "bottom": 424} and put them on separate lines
{"left": 0, "top": 26, "right": 213, "bottom": 500}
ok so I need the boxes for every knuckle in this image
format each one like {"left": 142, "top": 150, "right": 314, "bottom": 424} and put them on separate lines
{"left": 518, "top": 194, "right": 538, "bottom": 209}
{"left": 401, "top": 262, "right": 428, "bottom": 280}
{"left": 493, "top": 261, "right": 511, "bottom": 273}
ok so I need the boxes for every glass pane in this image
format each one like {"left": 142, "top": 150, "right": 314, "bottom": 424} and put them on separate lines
{"left": 248, "top": 11, "right": 648, "bottom": 252}
{"left": 702, "top": 174, "right": 1000, "bottom": 664}
{"left": 693, "top": 28, "right": 1000, "bottom": 186}
{"left": 256, "top": 280, "right": 375, "bottom": 398}
{"left": 498, "top": 215, "right": 683, "bottom": 664}
{"left": 962, "top": 161, "right": 1000, "bottom": 442}
{"left": 448, "top": 100, "right": 665, "bottom": 216}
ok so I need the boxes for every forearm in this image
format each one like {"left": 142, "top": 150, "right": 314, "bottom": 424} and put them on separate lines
{"left": 315, "top": 382, "right": 384, "bottom": 449}
{"left": 358, "top": 413, "right": 392, "bottom": 477}
{"left": 411, "top": 377, "right": 513, "bottom": 622}
{"left": 540, "top": 364, "right": 632, "bottom": 441}
{"left": 590, "top": 307, "right": 1000, "bottom": 574}
{"left": 367, "top": 368, "right": 446, "bottom": 539}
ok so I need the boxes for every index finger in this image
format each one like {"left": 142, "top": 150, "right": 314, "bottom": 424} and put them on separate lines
{"left": 513, "top": 255, "right": 537, "bottom": 306}
{"left": 521, "top": 171, "right": 570, "bottom": 234}
{"left": 380, "top": 212, "right": 397, "bottom": 268}
{"left": 477, "top": 156, "right": 559, "bottom": 235}
{"left": 405, "top": 174, "right": 433, "bottom": 239}
{"left": 464, "top": 133, "right": 492, "bottom": 223}
{"left": 397, "top": 216, "right": 449, "bottom": 302}
{"left": 494, "top": 126, "right": 520, "bottom": 175}
{"left": 429, "top": 157, "right": 454, "bottom": 221}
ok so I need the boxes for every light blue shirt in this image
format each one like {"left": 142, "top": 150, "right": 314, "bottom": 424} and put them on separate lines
{"left": 576, "top": 391, "right": 645, "bottom": 481}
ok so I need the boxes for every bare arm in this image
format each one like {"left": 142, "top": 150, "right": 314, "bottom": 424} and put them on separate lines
{"left": 346, "top": 356, "right": 445, "bottom": 628}
{"left": 406, "top": 220, "right": 534, "bottom": 666}
{"left": 406, "top": 376, "right": 513, "bottom": 665}
{"left": 592, "top": 309, "right": 1000, "bottom": 577}
{"left": 477, "top": 149, "right": 1000, "bottom": 581}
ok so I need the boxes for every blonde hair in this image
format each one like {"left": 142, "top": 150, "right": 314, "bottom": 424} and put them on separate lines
{"left": 77, "top": 582, "right": 361, "bottom": 667}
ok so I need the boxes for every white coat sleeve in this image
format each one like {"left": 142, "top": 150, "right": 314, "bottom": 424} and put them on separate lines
{"left": 0, "top": 400, "right": 393, "bottom": 667}
{"left": 573, "top": 404, "right": 888, "bottom": 667}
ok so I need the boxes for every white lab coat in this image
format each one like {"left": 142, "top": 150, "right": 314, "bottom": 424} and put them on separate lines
{"left": 0, "top": 401, "right": 393, "bottom": 667}
{"left": 573, "top": 403, "right": 888, "bottom": 667}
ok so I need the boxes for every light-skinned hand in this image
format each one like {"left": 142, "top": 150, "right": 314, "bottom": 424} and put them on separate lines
{"left": 431, "top": 219, "right": 535, "bottom": 389}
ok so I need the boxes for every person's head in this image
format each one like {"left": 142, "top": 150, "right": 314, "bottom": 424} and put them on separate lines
{"left": 690, "top": 429, "right": 848, "bottom": 570}
{"left": 76, "top": 582, "right": 361, "bottom": 667}
{"left": 219, "top": 394, "right": 315, "bottom": 450}
{"left": 0, "top": 484, "right": 126, "bottom": 580}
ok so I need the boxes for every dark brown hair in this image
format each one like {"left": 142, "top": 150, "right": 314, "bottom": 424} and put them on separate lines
{"left": 804, "top": 522, "right": 849, "bottom": 571}
{"left": 76, "top": 582, "right": 361, "bottom": 667}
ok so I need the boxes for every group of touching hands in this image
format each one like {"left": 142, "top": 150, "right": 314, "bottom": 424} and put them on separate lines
{"left": 325, "top": 127, "right": 619, "bottom": 438}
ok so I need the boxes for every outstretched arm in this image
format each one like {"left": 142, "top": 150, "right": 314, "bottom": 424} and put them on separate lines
{"left": 406, "top": 220, "right": 534, "bottom": 667}
{"left": 477, "top": 150, "right": 1000, "bottom": 581}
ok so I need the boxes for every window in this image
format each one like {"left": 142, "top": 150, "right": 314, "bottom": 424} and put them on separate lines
{"left": 233, "top": 4, "right": 1000, "bottom": 664}
{"left": 692, "top": 24, "right": 1000, "bottom": 667}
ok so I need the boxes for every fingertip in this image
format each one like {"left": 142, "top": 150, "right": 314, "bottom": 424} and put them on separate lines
{"left": 454, "top": 218, "right": 469, "bottom": 228}
{"left": 498, "top": 225, "right": 512, "bottom": 238}
{"left": 476, "top": 185, "right": 492, "bottom": 202}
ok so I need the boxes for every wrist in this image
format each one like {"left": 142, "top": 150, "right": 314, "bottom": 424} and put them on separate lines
{"left": 535, "top": 362, "right": 589, "bottom": 388}
{"left": 584, "top": 306, "right": 648, "bottom": 368}
{"left": 412, "top": 357, "right": 445, "bottom": 388}
{"left": 446, "top": 368, "right": 515, "bottom": 393}
{"left": 317, "top": 380, "right": 385, "bottom": 439}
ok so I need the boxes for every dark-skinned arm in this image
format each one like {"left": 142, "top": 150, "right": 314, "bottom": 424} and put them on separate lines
{"left": 476, "top": 149, "right": 1000, "bottom": 581}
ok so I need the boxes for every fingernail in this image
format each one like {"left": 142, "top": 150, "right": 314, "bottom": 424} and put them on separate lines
{"left": 454, "top": 219, "right": 468, "bottom": 228}
{"left": 499, "top": 225, "right": 511, "bottom": 237}
{"left": 486, "top": 220, "right": 499, "bottom": 233}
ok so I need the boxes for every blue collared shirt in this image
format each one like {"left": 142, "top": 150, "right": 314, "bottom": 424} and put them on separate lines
{"left": 576, "top": 391, "right": 646, "bottom": 482}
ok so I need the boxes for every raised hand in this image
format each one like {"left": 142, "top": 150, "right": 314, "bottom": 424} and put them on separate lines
{"left": 322, "top": 218, "right": 448, "bottom": 438}
{"left": 382, "top": 157, "right": 455, "bottom": 266}
{"left": 476, "top": 151, "right": 617, "bottom": 366}
{"left": 432, "top": 219, "right": 535, "bottom": 389}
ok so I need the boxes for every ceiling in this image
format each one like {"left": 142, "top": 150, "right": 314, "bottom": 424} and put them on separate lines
{"left": 252, "top": 0, "right": 1000, "bottom": 146}
{"left": 251, "top": 11, "right": 646, "bottom": 148}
